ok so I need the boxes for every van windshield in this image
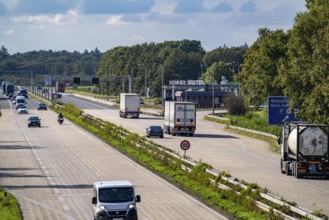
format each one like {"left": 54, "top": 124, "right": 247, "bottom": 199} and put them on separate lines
{"left": 99, "top": 187, "right": 134, "bottom": 203}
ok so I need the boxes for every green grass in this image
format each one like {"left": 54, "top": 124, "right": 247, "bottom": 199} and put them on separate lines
{"left": 2, "top": 94, "right": 326, "bottom": 219}
{"left": 0, "top": 189, "right": 22, "bottom": 220}
{"left": 205, "top": 110, "right": 282, "bottom": 153}
{"left": 47, "top": 102, "right": 284, "bottom": 219}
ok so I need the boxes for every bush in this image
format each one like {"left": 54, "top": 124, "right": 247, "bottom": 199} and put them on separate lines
{"left": 224, "top": 93, "right": 247, "bottom": 116}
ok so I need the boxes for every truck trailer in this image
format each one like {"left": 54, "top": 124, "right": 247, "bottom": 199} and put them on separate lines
{"left": 280, "top": 122, "right": 329, "bottom": 179}
{"left": 55, "top": 81, "right": 65, "bottom": 93}
{"left": 119, "top": 93, "right": 140, "bottom": 118}
{"left": 164, "top": 101, "right": 196, "bottom": 136}
{"left": 5, "top": 84, "right": 15, "bottom": 96}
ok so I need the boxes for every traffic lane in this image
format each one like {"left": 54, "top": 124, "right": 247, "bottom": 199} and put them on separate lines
{"left": 81, "top": 107, "right": 329, "bottom": 215}
{"left": 8, "top": 101, "right": 228, "bottom": 219}
{"left": 0, "top": 96, "right": 11, "bottom": 109}
{"left": 51, "top": 111, "right": 227, "bottom": 220}
{"left": 0, "top": 109, "right": 69, "bottom": 220}
{"left": 61, "top": 93, "right": 116, "bottom": 110}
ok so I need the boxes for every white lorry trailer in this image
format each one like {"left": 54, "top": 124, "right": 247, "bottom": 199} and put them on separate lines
{"left": 164, "top": 101, "right": 196, "bottom": 136}
{"left": 92, "top": 180, "right": 141, "bottom": 220}
{"left": 119, "top": 93, "right": 140, "bottom": 118}
{"left": 280, "top": 122, "right": 329, "bottom": 179}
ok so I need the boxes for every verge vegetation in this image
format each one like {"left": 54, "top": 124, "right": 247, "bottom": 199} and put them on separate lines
{"left": 0, "top": 188, "right": 22, "bottom": 220}
{"left": 47, "top": 100, "right": 327, "bottom": 220}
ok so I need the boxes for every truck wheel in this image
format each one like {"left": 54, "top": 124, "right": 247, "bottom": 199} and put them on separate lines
{"left": 285, "top": 163, "right": 291, "bottom": 175}
{"left": 124, "top": 114, "right": 127, "bottom": 118}
{"left": 280, "top": 159, "right": 286, "bottom": 174}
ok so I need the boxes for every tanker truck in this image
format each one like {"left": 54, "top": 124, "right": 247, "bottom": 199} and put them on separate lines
{"left": 280, "top": 122, "right": 329, "bottom": 179}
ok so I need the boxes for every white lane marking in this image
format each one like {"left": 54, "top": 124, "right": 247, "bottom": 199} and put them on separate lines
{"left": 17, "top": 195, "right": 74, "bottom": 220}
{"left": 63, "top": 205, "right": 70, "bottom": 211}
{"left": 65, "top": 95, "right": 110, "bottom": 109}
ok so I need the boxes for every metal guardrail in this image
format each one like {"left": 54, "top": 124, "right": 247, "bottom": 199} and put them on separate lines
{"left": 76, "top": 111, "right": 322, "bottom": 220}
{"left": 29, "top": 89, "right": 323, "bottom": 219}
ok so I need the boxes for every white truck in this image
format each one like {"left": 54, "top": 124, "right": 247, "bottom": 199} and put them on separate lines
{"left": 15, "top": 95, "right": 26, "bottom": 105}
{"left": 280, "top": 122, "right": 329, "bottom": 179}
{"left": 119, "top": 93, "right": 140, "bottom": 118}
{"left": 164, "top": 101, "right": 196, "bottom": 136}
{"left": 92, "top": 180, "right": 141, "bottom": 220}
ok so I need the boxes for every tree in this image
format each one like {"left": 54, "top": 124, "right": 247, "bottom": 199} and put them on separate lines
{"left": 279, "top": 0, "right": 329, "bottom": 123}
{"left": 0, "top": 45, "right": 9, "bottom": 60}
{"left": 236, "top": 28, "right": 289, "bottom": 109}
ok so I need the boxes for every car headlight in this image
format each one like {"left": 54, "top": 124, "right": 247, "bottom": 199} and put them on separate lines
{"left": 128, "top": 204, "right": 136, "bottom": 209}
{"left": 98, "top": 205, "right": 106, "bottom": 211}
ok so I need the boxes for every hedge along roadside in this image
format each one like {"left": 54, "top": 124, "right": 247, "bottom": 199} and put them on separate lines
{"left": 50, "top": 101, "right": 326, "bottom": 220}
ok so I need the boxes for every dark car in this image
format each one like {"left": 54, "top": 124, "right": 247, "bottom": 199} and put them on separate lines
{"left": 28, "top": 116, "right": 41, "bottom": 127}
{"left": 146, "top": 125, "right": 164, "bottom": 138}
{"left": 19, "top": 89, "right": 28, "bottom": 98}
{"left": 37, "top": 103, "right": 47, "bottom": 110}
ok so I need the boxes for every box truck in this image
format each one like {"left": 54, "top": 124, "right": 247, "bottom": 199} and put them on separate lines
{"left": 55, "top": 81, "right": 65, "bottom": 93}
{"left": 164, "top": 101, "right": 196, "bottom": 136}
{"left": 119, "top": 93, "right": 140, "bottom": 118}
{"left": 280, "top": 122, "right": 329, "bottom": 179}
{"left": 5, "top": 84, "right": 14, "bottom": 96}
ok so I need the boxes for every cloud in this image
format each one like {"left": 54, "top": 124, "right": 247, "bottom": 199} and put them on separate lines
{"left": 150, "top": 1, "right": 177, "bottom": 16}
{"left": 81, "top": 0, "right": 155, "bottom": 14}
{"left": 106, "top": 15, "right": 128, "bottom": 26}
{"left": 9, "top": 0, "right": 79, "bottom": 15}
{"left": 12, "top": 10, "right": 79, "bottom": 26}
{"left": 4, "top": 29, "right": 14, "bottom": 35}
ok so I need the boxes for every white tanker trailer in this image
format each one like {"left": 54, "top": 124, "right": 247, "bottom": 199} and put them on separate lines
{"left": 280, "top": 122, "right": 329, "bottom": 178}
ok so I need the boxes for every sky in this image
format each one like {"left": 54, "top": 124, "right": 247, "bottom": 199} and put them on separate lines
{"left": 0, "top": 0, "right": 307, "bottom": 54}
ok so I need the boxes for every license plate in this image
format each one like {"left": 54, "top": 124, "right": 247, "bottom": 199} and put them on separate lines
{"left": 113, "top": 218, "right": 123, "bottom": 220}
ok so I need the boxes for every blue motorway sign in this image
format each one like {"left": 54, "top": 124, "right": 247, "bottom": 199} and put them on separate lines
{"left": 268, "top": 96, "right": 300, "bottom": 125}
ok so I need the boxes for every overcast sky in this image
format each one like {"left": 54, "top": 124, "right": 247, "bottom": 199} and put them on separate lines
{"left": 0, "top": 0, "right": 307, "bottom": 54}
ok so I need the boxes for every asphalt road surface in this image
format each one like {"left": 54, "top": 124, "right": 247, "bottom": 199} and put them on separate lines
{"left": 0, "top": 94, "right": 228, "bottom": 220}
{"left": 61, "top": 93, "right": 329, "bottom": 216}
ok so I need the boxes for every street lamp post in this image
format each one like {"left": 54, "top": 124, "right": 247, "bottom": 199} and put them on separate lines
{"left": 212, "top": 71, "right": 215, "bottom": 115}
{"left": 161, "top": 64, "right": 164, "bottom": 105}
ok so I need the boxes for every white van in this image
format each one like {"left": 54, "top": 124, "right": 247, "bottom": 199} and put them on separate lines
{"left": 15, "top": 95, "right": 26, "bottom": 105}
{"left": 92, "top": 180, "right": 141, "bottom": 220}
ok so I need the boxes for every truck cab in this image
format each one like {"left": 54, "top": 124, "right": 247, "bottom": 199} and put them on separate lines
{"left": 92, "top": 180, "right": 141, "bottom": 220}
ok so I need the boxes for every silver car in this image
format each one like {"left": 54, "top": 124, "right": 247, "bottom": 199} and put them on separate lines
{"left": 18, "top": 105, "right": 28, "bottom": 114}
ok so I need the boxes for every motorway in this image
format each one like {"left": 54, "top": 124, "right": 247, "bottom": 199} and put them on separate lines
{"left": 0, "top": 95, "right": 228, "bottom": 220}
{"left": 61, "top": 93, "right": 329, "bottom": 216}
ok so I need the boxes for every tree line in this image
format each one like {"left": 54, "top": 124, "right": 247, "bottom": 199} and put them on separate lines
{"left": 2, "top": 1, "right": 328, "bottom": 123}
{"left": 0, "top": 40, "right": 247, "bottom": 98}
{"left": 237, "top": 0, "right": 329, "bottom": 123}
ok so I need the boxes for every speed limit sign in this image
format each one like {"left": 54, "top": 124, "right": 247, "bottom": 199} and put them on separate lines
{"left": 180, "top": 140, "right": 190, "bottom": 151}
